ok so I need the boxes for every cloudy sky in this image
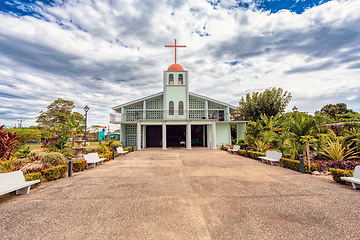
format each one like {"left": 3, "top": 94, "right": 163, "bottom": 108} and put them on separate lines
{"left": 1, "top": 0, "right": 359, "bottom": 128}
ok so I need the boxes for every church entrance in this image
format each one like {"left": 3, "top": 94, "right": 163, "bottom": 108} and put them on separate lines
{"left": 166, "top": 125, "right": 186, "bottom": 147}
{"left": 146, "top": 126, "right": 162, "bottom": 147}
{"left": 191, "top": 125, "right": 206, "bottom": 147}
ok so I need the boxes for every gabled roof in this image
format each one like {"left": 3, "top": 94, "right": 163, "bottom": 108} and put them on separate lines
{"left": 112, "top": 91, "right": 237, "bottom": 111}
{"left": 112, "top": 92, "right": 163, "bottom": 111}
{"left": 189, "top": 92, "right": 237, "bottom": 111}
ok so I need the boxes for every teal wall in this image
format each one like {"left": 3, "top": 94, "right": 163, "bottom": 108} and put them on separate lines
{"left": 237, "top": 124, "right": 246, "bottom": 140}
{"left": 216, "top": 122, "right": 231, "bottom": 146}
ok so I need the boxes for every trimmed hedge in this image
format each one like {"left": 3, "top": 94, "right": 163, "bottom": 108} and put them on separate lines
{"left": 24, "top": 172, "right": 42, "bottom": 189}
{"left": 41, "top": 165, "right": 68, "bottom": 181}
{"left": 73, "top": 160, "right": 87, "bottom": 172}
{"left": 329, "top": 168, "right": 353, "bottom": 186}
{"left": 279, "top": 158, "right": 320, "bottom": 173}
{"left": 123, "top": 146, "right": 136, "bottom": 152}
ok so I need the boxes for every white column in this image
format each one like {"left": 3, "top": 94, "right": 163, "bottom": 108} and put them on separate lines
{"left": 136, "top": 121, "right": 141, "bottom": 150}
{"left": 162, "top": 121, "right": 167, "bottom": 150}
{"left": 205, "top": 100, "right": 208, "bottom": 119}
{"left": 186, "top": 120, "right": 192, "bottom": 149}
{"left": 211, "top": 120, "right": 216, "bottom": 149}
{"left": 142, "top": 125, "right": 146, "bottom": 148}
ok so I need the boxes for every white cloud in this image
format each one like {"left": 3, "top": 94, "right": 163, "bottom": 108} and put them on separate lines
{"left": 0, "top": 0, "right": 360, "bottom": 127}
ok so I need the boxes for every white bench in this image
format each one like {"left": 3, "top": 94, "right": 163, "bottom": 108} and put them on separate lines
{"left": 116, "top": 147, "right": 128, "bottom": 156}
{"left": 259, "top": 151, "right": 282, "bottom": 165}
{"left": 83, "top": 153, "right": 106, "bottom": 168}
{"left": 228, "top": 145, "right": 240, "bottom": 153}
{"left": 0, "top": 171, "right": 40, "bottom": 196}
{"left": 341, "top": 166, "right": 360, "bottom": 189}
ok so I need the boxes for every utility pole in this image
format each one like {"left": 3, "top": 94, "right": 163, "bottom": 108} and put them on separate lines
{"left": 17, "top": 119, "right": 25, "bottom": 128}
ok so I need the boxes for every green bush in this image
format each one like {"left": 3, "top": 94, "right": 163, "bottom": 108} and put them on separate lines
{"left": 24, "top": 172, "right": 42, "bottom": 189}
{"left": 123, "top": 146, "right": 134, "bottom": 152}
{"left": 279, "top": 158, "right": 320, "bottom": 173}
{"left": 41, "top": 152, "right": 66, "bottom": 169}
{"left": 41, "top": 165, "right": 68, "bottom": 181}
{"left": 329, "top": 168, "right": 353, "bottom": 185}
{"left": 16, "top": 145, "right": 31, "bottom": 158}
{"left": 247, "top": 150, "right": 265, "bottom": 160}
{"left": 72, "top": 160, "right": 87, "bottom": 172}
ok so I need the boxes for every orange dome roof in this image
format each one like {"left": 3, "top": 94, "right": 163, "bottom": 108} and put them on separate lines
{"left": 167, "top": 63, "right": 184, "bottom": 71}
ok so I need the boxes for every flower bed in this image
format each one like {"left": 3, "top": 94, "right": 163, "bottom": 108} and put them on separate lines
{"left": 329, "top": 168, "right": 353, "bottom": 186}
{"left": 24, "top": 172, "right": 42, "bottom": 189}
{"left": 72, "top": 160, "right": 87, "bottom": 172}
{"left": 279, "top": 158, "right": 320, "bottom": 173}
{"left": 41, "top": 165, "right": 68, "bottom": 181}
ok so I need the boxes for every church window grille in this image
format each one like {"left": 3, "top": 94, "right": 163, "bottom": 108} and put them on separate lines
{"left": 189, "top": 97, "right": 205, "bottom": 109}
{"left": 146, "top": 96, "right": 163, "bottom": 109}
{"left": 169, "top": 74, "right": 174, "bottom": 85}
{"left": 169, "top": 101, "right": 174, "bottom": 115}
{"left": 178, "top": 74, "right": 183, "bottom": 85}
{"left": 208, "top": 102, "right": 222, "bottom": 109}
{"left": 179, "top": 101, "right": 184, "bottom": 115}
{"left": 125, "top": 125, "right": 137, "bottom": 147}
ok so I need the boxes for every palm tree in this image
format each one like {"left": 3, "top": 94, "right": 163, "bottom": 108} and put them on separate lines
{"left": 245, "top": 120, "right": 265, "bottom": 151}
{"left": 286, "top": 112, "right": 320, "bottom": 169}
{"left": 68, "top": 113, "right": 82, "bottom": 147}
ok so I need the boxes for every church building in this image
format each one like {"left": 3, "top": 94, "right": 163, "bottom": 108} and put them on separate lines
{"left": 110, "top": 40, "right": 247, "bottom": 149}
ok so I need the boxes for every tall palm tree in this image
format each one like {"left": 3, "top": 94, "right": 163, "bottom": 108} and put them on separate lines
{"left": 68, "top": 113, "right": 82, "bottom": 147}
{"left": 286, "top": 112, "right": 319, "bottom": 169}
{"left": 245, "top": 120, "right": 265, "bottom": 151}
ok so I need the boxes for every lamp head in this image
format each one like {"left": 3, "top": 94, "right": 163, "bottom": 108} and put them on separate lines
{"left": 84, "top": 105, "right": 90, "bottom": 113}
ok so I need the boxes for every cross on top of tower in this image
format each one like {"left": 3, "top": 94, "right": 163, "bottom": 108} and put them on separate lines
{"left": 165, "top": 39, "right": 186, "bottom": 64}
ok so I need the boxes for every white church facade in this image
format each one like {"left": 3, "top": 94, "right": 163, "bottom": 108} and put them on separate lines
{"left": 109, "top": 40, "right": 247, "bottom": 149}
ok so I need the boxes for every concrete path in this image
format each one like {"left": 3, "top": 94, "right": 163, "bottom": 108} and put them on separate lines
{"left": 1, "top": 149, "right": 359, "bottom": 239}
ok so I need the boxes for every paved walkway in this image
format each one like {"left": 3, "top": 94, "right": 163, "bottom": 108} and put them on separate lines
{"left": 1, "top": 149, "right": 359, "bottom": 239}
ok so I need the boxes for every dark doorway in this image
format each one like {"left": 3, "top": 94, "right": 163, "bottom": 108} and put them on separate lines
{"left": 167, "top": 125, "right": 186, "bottom": 147}
{"left": 146, "top": 126, "right": 162, "bottom": 147}
{"left": 191, "top": 125, "right": 205, "bottom": 146}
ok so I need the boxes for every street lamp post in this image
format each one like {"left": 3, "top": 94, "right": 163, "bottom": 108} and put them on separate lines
{"left": 84, "top": 105, "right": 90, "bottom": 149}
{"left": 292, "top": 106, "right": 298, "bottom": 112}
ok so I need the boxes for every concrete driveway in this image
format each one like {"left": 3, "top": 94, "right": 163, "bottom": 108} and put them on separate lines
{"left": 1, "top": 149, "right": 359, "bottom": 239}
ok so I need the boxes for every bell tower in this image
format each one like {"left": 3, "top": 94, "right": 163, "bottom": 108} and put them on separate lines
{"left": 163, "top": 39, "right": 189, "bottom": 120}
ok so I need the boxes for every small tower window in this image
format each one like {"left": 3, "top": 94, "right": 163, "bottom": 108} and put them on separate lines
{"left": 178, "top": 74, "right": 183, "bottom": 85}
{"left": 169, "top": 74, "right": 174, "bottom": 85}
{"left": 179, "top": 101, "right": 184, "bottom": 115}
{"left": 169, "top": 101, "right": 174, "bottom": 115}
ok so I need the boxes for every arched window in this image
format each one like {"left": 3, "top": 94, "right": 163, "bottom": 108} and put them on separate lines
{"left": 179, "top": 101, "right": 184, "bottom": 115}
{"left": 169, "top": 74, "right": 174, "bottom": 85}
{"left": 178, "top": 74, "right": 183, "bottom": 85}
{"left": 169, "top": 101, "right": 174, "bottom": 115}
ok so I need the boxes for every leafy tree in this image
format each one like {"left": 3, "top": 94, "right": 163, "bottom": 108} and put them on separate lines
{"left": 316, "top": 103, "right": 350, "bottom": 118}
{"left": 36, "top": 98, "right": 75, "bottom": 131}
{"left": 234, "top": 87, "right": 291, "bottom": 121}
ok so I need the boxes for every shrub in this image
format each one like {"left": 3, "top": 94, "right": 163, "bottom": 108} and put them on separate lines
{"left": 279, "top": 158, "right": 320, "bottom": 173}
{"left": 41, "top": 165, "right": 68, "bottom": 181}
{"left": 123, "top": 146, "right": 133, "bottom": 152}
{"left": 247, "top": 150, "right": 265, "bottom": 160}
{"left": 0, "top": 159, "right": 15, "bottom": 173}
{"left": 16, "top": 145, "right": 31, "bottom": 158}
{"left": 72, "top": 160, "right": 87, "bottom": 172}
{"left": 24, "top": 172, "right": 42, "bottom": 189}
{"left": 314, "top": 160, "right": 360, "bottom": 171}
{"left": 237, "top": 149, "right": 246, "bottom": 156}
{"left": 41, "top": 152, "right": 66, "bottom": 169}
{"left": 329, "top": 168, "right": 353, "bottom": 185}
{"left": 23, "top": 167, "right": 42, "bottom": 174}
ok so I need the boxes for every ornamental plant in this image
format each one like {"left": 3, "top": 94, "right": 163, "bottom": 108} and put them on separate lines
{"left": 41, "top": 165, "right": 68, "bottom": 181}
{"left": 72, "top": 160, "right": 87, "bottom": 172}
{"left": 0, "top": 125, "right": 20, "bottom": 160}
{"left": 322, "top": 139, "right": 359, "bottom": 161}
{"left": 41, "top": 152, "right": 66, "bottom": 169}
{"left": 24, "top": 172, "right": 42, "bottom": 189}
{"left": 329, "top": 168, "right": 353, "bottom": 185}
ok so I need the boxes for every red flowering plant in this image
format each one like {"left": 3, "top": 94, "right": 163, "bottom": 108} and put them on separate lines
{"left": 41, "top": 165, "right": 68, "bottom": 181}
{"left": 329, "top": 168, "right": 353, "bottom": 185}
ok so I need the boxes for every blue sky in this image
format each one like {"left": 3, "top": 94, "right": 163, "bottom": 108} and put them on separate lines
{"left": 0, "top": 0, "right": 359, "bottom": 128}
